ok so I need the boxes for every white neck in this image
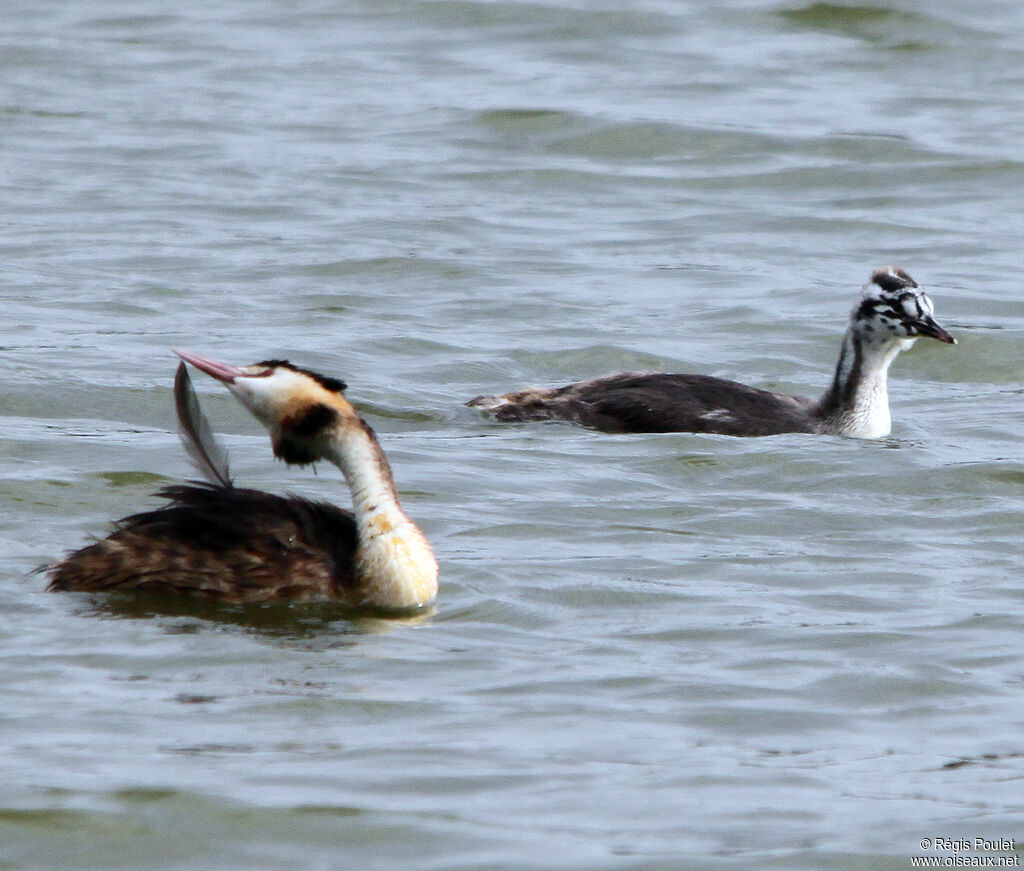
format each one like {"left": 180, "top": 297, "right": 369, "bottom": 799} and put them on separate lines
{"left": 815, "top": 327, "right": 915, "bottom": 438}
{"left": 325, "top": 423, "right": 438, "bottom": 609}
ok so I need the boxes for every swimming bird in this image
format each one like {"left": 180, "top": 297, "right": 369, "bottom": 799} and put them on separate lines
{"left": 48, "top": 352, "right": 438, "bottom": 609}
{"left": 467, "top": 267, "right": 955, "bottom": 438}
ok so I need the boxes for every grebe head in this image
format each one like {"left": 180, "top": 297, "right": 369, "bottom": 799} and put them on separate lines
{"left": 855, "top": 267, "right": 956, "bottom": 347}
{"left": 174, "top": 350, "right": 352, "bottom": 466}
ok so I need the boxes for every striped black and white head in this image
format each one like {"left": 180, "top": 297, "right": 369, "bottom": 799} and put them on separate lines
{"left": 175, "top": 351, "right": 356, "bottom": 466}
{"left": 854, "top": 267, "right": 956, "bottom": 347}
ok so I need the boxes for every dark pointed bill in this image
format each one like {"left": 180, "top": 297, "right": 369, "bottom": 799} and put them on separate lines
{"left": 173, "top": 349, "right": 250, "bottom": 383}
{"left": 913, "top": 317, "right": 956, "bottom": 345}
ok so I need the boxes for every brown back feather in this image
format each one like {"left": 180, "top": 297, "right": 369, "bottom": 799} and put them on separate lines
{"left": 48, "top": 484, "right": 359, "bottom": 603}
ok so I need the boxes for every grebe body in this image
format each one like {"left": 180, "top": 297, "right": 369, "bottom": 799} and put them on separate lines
{"left": 468, "top": 267, "right": 955, "bottom": 439}
{"left": 48, "top": 353, "right": 438, "bottom": 609}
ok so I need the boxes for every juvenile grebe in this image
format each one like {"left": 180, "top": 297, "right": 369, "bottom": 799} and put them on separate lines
{"left": 48, "top": 352, "right": 439, "bottom": 609}
{"left": 468, "top": 267, "right": 955, "bottom": 438}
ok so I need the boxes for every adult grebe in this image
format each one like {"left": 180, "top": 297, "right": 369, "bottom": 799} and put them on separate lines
{"left": 48, "top": 352, "right": 438, "bottom": 609}
{"left": 467, "top": 267, "right": 955, "bottom": 438}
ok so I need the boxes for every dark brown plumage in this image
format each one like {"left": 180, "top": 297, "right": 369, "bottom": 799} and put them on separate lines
{"left": 49, "top": 484, "right": 358, "bottom": 602}
{"left": 482, "top": 373, "right": 817, "bottom": 436}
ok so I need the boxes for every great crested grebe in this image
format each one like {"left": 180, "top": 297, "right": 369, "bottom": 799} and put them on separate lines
{"left": 468, "top": 267, "right": 955, "bottom": 438}
{"left": 48, "top": 351, "right": 438, "bottom": 609}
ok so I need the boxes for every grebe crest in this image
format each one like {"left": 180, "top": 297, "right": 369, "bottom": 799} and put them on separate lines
{"left": 219, "top": 359, "right": 355, "bottom": 466}
{"left": 854, "top": 267, "right": 954, "bottom": 347}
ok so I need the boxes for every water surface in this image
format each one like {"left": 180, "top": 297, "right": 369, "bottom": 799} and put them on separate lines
{"left": 2, "top": 2, "right": 1023, "bottom": 869}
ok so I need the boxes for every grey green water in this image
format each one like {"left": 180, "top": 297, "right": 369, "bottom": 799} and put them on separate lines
{"left": 2, "top": 2, "right": 1023, "bottom": 869}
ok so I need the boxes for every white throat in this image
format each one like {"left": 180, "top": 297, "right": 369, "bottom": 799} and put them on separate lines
{"left": 326, "top": 424, "right": 438, "bottom": 609}
{"left": 816, "top": 328, "right": 916, "bottom": 438}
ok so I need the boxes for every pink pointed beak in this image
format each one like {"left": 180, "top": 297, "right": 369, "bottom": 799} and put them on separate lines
{"left": 173, "top": 349, "right": 249, "bottom": 384}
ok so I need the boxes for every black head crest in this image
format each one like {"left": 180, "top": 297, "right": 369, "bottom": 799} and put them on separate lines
{"left": 257, "top": 360, "right": 347, "bottom": 394}
{"left": 869, "top": 267, "right": 918, "bottom": 295}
